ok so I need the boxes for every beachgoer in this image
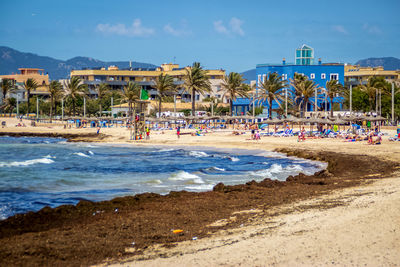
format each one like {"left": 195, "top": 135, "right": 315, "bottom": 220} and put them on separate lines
{"left": 146, "top": 127, "right": 150, "bottom": 140}
{"left": 177, "top": 126, "right": 180, "bottom": 139}
{"left": 298, "top": 126, "right": 306, "bottom": 142}
{"left": 97, "top": 126, "right": 100, "bottom": 134}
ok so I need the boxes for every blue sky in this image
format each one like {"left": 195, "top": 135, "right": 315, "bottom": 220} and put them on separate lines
{"left": 1, "top": 0, "right": 399, "bottom": 72}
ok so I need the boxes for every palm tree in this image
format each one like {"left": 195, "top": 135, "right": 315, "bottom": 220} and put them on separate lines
{"left": 221, "top": 72, "right": 249, "bottom": 115}
{"left": 1, "top": 78, "right": 13, "bottom": 104}
{"left": 356, "top": 78, "right": 379, "bottom": 112}
{"left": 152, "top": 73, "right": 176, "bottom": 117}
{"left": 63, "top": 76, "right": 87, "bottom": 116}
{"left": 1, "top": 97, "right": 16, "bottom": 115}
{"left": 183, "top": 62, "right": 211, "bottom": 116}
{"left": 325, "top": 80, "right": 344, "bottom": 117}
{"left": 257, "top": 72, "right": 288, "bottom": 118}
{"left": 48, "top": 80, "right": 63, "bottom": 122}
{"left": 23, "top": 78, "right": 39, "bottom": 114}
{"left": 121, "top": 81, "right": 141, "bottom": 118}
{"left": 95, "top": 83, "right": 110, "bottom": 117}
{"left": 291, "top": 78, "right": 321, "bottom": 118}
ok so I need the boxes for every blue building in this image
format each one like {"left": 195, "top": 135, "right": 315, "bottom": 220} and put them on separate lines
{"left": 233, "top": 45, "right": 345, "bottom": 117}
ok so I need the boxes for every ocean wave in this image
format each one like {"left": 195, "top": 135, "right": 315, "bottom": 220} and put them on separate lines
{"left": 225, "top": 156, "right": 239, "bottom": 162}
{"left": 72, "top": 152, "right": 90, "bottom": 158}
{"left": 249, "top": 163, "right": 306, "bottom": 178}
{"left": 145, "top": 179, "right": 162, "bottom": 184}
{"left": 44, "top": 155, "right": 57, "bottom": 159}
{"left": 185, "top": 184, "right": 214, "bottom": 191}
{"left": 0, "top": 157, "right": 55, "bottom": 168}
{"left": 168, "top": 171, "right": 201, "bottom": 181}
{"left": 159, "top": 148, "right": 175, "bottom": 152}
{"left": 203, "top": 166, "right": 226, "bottom": 172}
{"left": 88, "top": 151, "right": 94, "bottom": 155}
{"left": 189, "top": 151, "right": 209, "bottom": 158}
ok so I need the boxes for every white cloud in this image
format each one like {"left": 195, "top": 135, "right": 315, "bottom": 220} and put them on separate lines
{"left": 96, "top": 19, "right": 154, "bottom": 37}
{"left": 163, "top": 23, "right": 191, "bottom": 37}
{"left": 363, "top": 23, "right": 382, "bottom": 34}
{"left": 214, "top": 17, "right": 245, "bottom": 36}
{"left": 332, "top": 25, "right": 348, "bottom": 35}
{"left": 214, "top": 20, "right": 229, "bottom": 35}
{"left": 230, "top": 17, "right": 244, "bottom": 36}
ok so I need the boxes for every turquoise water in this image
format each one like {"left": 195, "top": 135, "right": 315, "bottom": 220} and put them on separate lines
{"left": 0, "top": 136, "right": 325, "bottom": 219}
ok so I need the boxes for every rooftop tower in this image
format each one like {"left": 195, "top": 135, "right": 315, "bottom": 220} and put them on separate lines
{"left": 295, "top": 44, "right": 314, "bottom": 65}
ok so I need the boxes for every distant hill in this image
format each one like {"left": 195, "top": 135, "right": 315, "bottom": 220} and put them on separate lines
{"left": 0, "top": 46, "right": 158, "bottom": 80}
{"left": 355, "top": 57, "right": 400, "bottom": 70}
{"left": 241, "top": 68, "right": 256, "bottom": 84}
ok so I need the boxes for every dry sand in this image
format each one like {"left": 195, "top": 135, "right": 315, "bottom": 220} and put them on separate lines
{"left": 1, "top": 117, "right": 399, "bottom": 266}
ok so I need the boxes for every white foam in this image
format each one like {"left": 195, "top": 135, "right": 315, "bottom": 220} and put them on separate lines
{"left": 185, "top": 184, "right": 214, "bottom": 191}
{"left": 146, "top": 179, "right": 162, "bottom": 184}
{"left": 169, "top": 171, "right": 200, "bottom": 181}
{"left": 211, "top": 167, "right": 225, "bottom": 171}
{"left": 189, "top": 151, "right": 209, "bottom": 158}
{"left": 0, "top": 157, "right": 55, "bottom": 167}
{"left": 229, "top": 156, "right": 240, "bottom": 162}
{"left": 44, "top": 155, "right": 56, "bottom": 159}
{"left": 159, "top": 148, "right": 174, "bottom": 152}
{"left": 88, "top": 151, "right": 94, "bottom": 155}
{"left": 73, "top": 152, "right": 90, "bottom": 158}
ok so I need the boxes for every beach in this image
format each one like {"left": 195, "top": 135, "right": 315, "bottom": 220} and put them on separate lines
{"left": 0, "top": 117, "right": 399, "bottom": 266}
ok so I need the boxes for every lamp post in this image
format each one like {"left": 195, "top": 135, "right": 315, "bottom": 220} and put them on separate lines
{"left": 392, "top": 82, "right": 395, "bottom": 125}
{"left": 16, "top": 94, "right": 19, "bottom": 116}
{"left": 349, "top": 84, "right": 352, "bottom": 114}
{"left": 83, "top": 97, "right": 86, "bottom": 118}
{"left": 285, "top": 88, "right": 288, "bottom": 117}
{"left": 61, "top": 98, "right": 64, "bottom": 121}
{"left": 36, "top": 97, "right": 39, "bottom": 119}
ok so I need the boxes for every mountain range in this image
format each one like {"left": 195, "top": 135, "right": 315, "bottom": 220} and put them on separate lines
{"left": 0, "top": 46, "right": 157, "bottom": 80}
{"left": 1, "top": 46, "right": 399, "bottom": 82}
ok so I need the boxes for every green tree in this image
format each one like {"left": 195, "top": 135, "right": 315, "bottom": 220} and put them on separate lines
{"left": 95, "top": 83, "right": 110, "bottom": 117}
{"left": 183, "top": 62, "right": 211, "bottom": 116}
{"left": 63, "top": 76, "right": 87, "bottom": 116}
{"left": 1, "top": 78, "right": 13, "bottom": 104}
{"left": 221, "top": 72, "right": 249, "bottom": 115}
{"left": 257, "top": 72, "right": 288, "bottom": 118}
{"left": 2, "top": 97, "right": 16, "bottom": 115}
{"left": 356, "top": 78, "right": 379, "bottom": 112}
{"left": 23, "top": 78, "right": 39, "bottom": 114}
{"left": 290, "top": 78, "right": 321, "bottom": 117}
{"left": 152, "top": 73, "right": 176, "bottom": 117}
{"left": 48, "top": 80, "right": 63, "bottom": 122}
{"left": 325, "top": 80, "right": 344, "bottom": 117}
{"left": 121, "top": 81, "right": 141, "bottom": 118}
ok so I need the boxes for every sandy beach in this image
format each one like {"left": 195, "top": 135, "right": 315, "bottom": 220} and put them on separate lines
{"left": 0, "top": 117, "right": 399, "bottom": 266}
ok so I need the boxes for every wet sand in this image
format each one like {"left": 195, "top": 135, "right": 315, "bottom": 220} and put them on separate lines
{"left": 0, "top": 117, "right": 399, "bottom": 266}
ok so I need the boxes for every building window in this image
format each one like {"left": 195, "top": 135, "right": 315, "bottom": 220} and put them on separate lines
{"left": 330, "top": 73, "right": 338, "bottom": 80}
{"left": 196, "top": 95, "right": 200, "bottom": 101}
{"left": 282, "top": 74, "right": 288, "bottom": 80}
{"left": 310, "top": 73, "right": 315, "bottom": 79}
{"left": 321, "top": 73, "right": 326, "bottom": 79}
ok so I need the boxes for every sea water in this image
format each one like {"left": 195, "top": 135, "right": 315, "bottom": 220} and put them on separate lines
{"left": 0, "top": 136, "right": 326, "bottom": 219}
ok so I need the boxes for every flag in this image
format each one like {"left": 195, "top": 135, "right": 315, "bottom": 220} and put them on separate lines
{"left": 140, "top": 89, "right": 149, "bottom": 100}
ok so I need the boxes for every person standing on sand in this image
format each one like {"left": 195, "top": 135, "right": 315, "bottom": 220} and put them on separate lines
{"left": 97, "top": 126, "right": 100, "bottom": 134}
{"left": 146, "top": 127, "right": 150, "bottom": 140}
{"left": 177, "top": 126, "right": 180, "bottom": 139}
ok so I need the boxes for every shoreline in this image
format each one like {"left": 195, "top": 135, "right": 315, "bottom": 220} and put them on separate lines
{"left": 0, "top": 118, "right": 400, "bottom": 266}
